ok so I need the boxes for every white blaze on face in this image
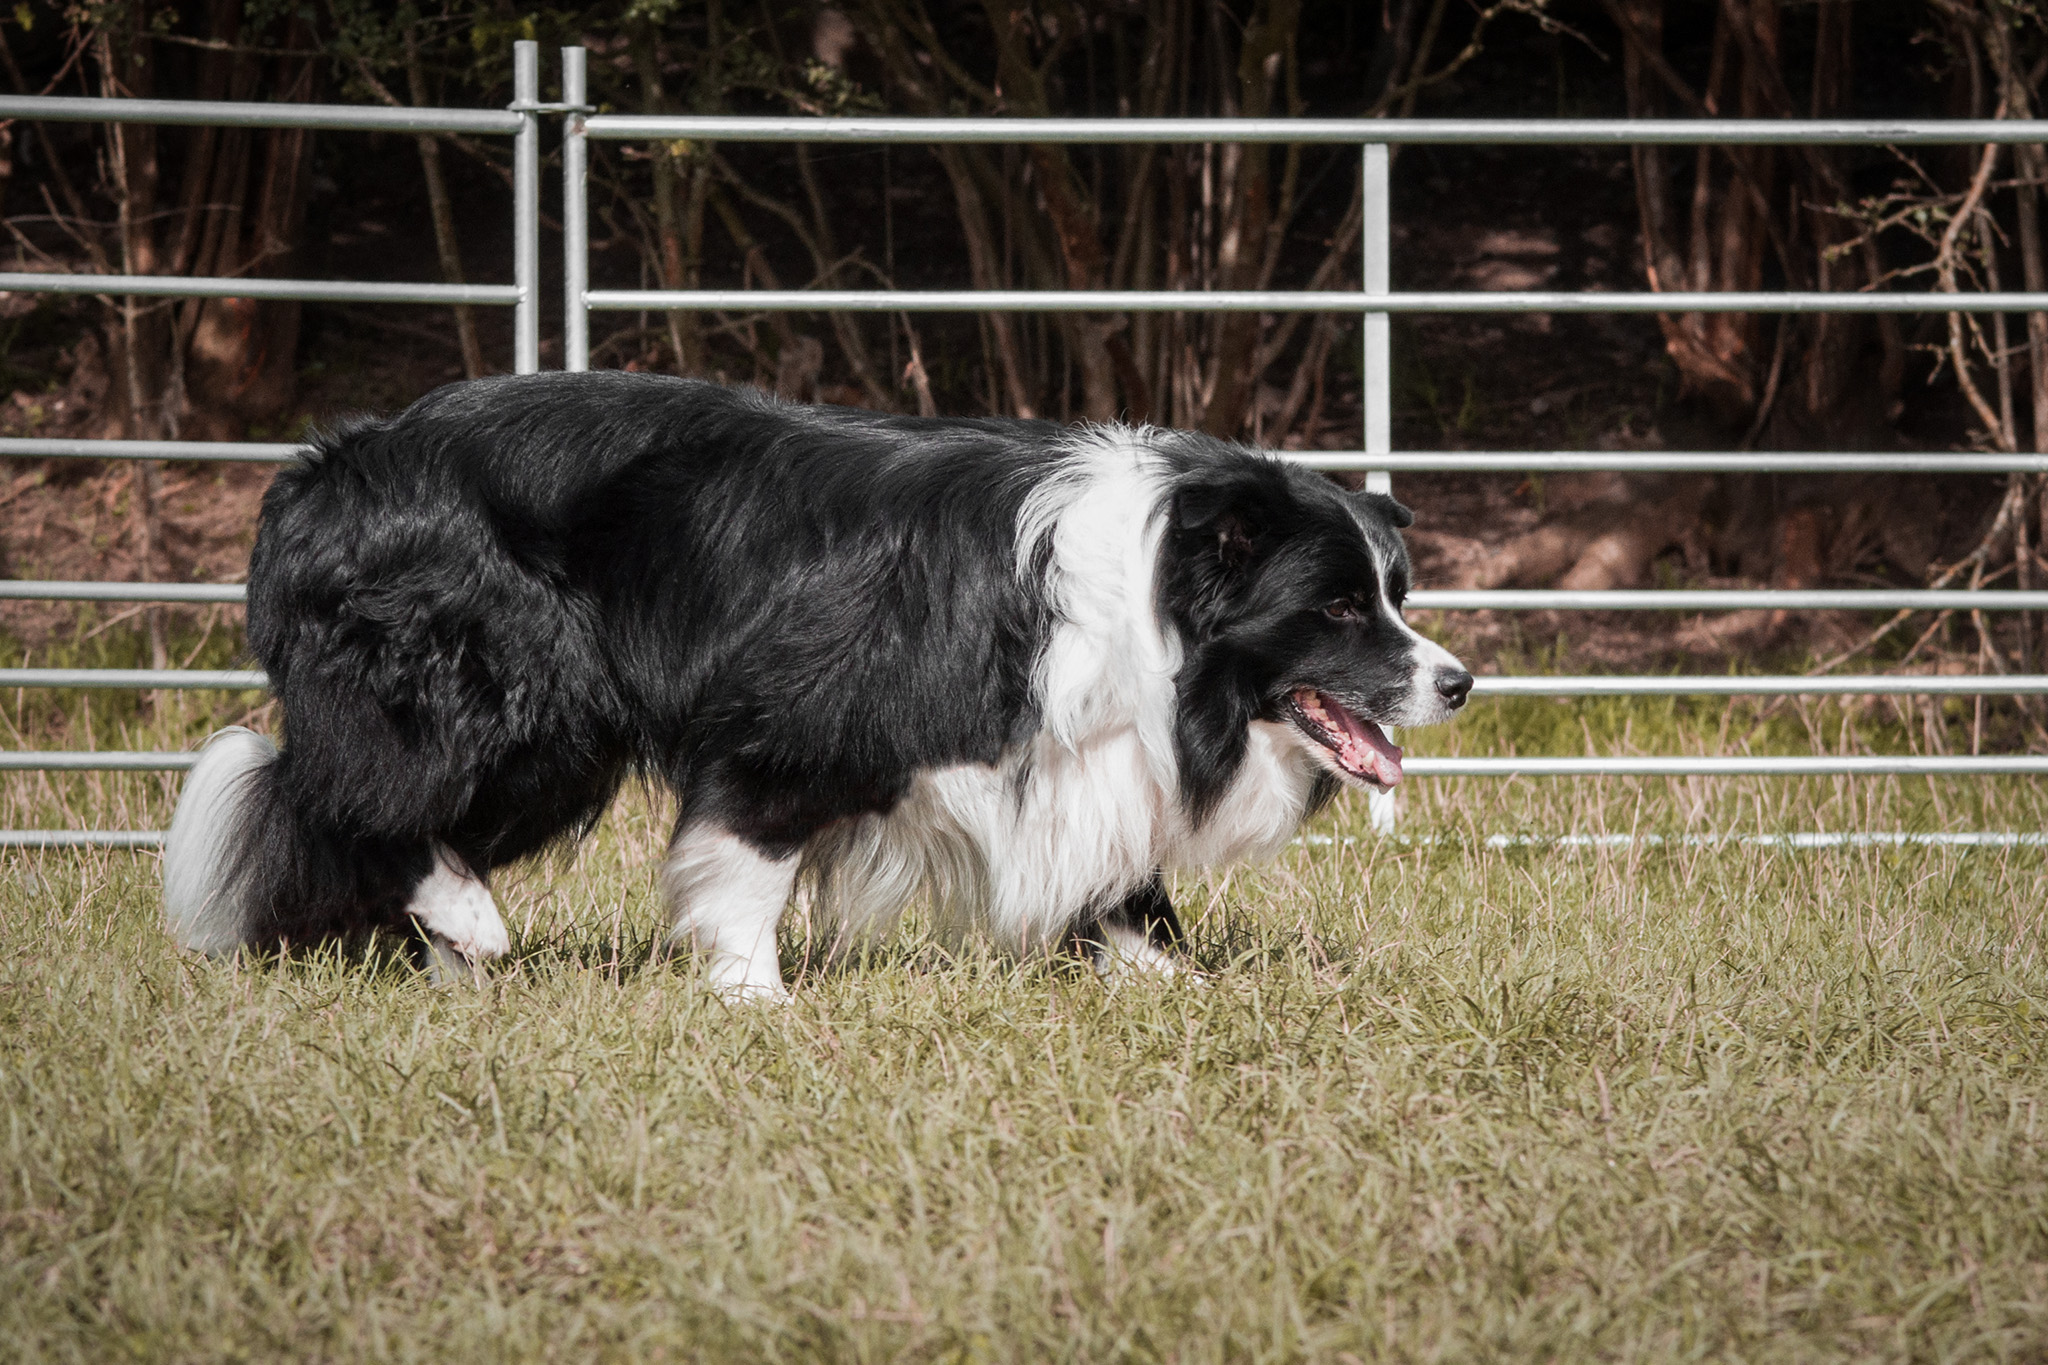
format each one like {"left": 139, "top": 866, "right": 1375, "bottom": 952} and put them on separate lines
{"left": 1366, "top": 520, "right": 1467, "bottom": 729}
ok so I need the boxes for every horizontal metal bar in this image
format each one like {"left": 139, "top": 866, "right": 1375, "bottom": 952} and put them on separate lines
{"left": 6, "top": 440, "right": 2031, "bottom": 475}
{"left": 1392, "top": 292, "right": 2048, "bottom": 314}
{"left": 0, "top": 829, "right": 164, "bottom": 848}
{"left": 7, "top": 585, "right": 2035, "bottom": 612}
{"left": 0, "top": 670, "right": 2025, "bottom": 697}
{"left": 0, "top": 273, "right": 518, "bottom": 305}
{"left": 1479, "top": 830, "right": 2048, "bottom": 849}
{"left": 1410, "top": 589, "right": 2048, "bottom": 611}
{"left": 1298, "top": 830, "right": 2048, "bottom": 849}
{"left": 7, "top": 751, "right": 2036, "bottom": 775}
{"left": 0, "top": 581, "right": 244, "bottom": 603}
{"left": 1407, "top": 755, "right": 2048, "bottom": 776}
{"left": 1287, "top": 450, "right": 2048, "bottom": 473}
{"left": 0, "top": 752, "right": 194, "bottom": 770}
{"left": 0, "top": 669, "right": 2028, "bottom": 697}
{"left": 584, "top": 114, "right": 2048, "bottom": 146}
{"left": 0, "top": 669, "right": 266, "bottom": 689}
{"left": 0, "top": 94, "right": 521, "bottom": 135}
{"left": 18, "top": 443, "right": 2018, "bottom": 476}
{"left": 586, "top": 287, "right": 2048, "bottom": 314}
{"left": 1472, "top": 675, "right": 2048, "bottom": 696}
{"left": 12, "top": 827, "right": 2048, "bottom": 852}
{"left": 0, "top": 437, "right": 298, "bottom": 463}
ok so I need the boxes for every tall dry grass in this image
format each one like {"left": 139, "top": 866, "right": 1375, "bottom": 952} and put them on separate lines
{"left": 4, "top": 631, "right": 2046, "bottom": 1361}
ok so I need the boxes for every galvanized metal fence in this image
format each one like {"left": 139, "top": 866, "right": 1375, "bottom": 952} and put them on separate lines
{"left": 5, "top": 40, "right": 2048, "bottom": 848}
{"left": 0, "top": 40, "right": 549, "bottom": 845}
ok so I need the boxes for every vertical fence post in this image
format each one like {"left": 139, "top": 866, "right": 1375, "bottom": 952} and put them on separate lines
{"left": 562, "top": 46, "right": 590, "bottom": 373}
{"left": 1361, "top": 141, "right": 1391, "bottom": 496}
{"left": 512, "top": 40, "right": 539, "bottom": 375}
{"left": 1362, "top": 141, "right": 1399, "bottom": 834}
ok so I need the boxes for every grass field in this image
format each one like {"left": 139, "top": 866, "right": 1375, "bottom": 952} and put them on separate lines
{"left": 4, "top": 635, "right": 2048, "bottom": 1362}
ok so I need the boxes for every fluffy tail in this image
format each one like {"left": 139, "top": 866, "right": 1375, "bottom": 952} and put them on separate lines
{"left": 162, "top": 727, "right": 279, "bottom": 954}
{"left": 164, "top": 728, "right": 442, "bottom": 957}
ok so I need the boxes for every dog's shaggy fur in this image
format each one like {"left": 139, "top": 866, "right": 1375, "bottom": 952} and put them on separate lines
{"left": 163, "top": 373, "right": 1470, "bottom": 995}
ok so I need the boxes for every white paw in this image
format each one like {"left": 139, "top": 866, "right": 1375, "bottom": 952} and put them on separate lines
{"left": 1092, "top": 927, "right": 1195, "bottom": 980}
{"left": 406, "top": 849, "right": 509, "bottom": 964}
{"left": 697, "top": 947, "right": 792, "bottom": 1004}
{"left": 1368, "top": 784, "right": 1401, "bottom": 835}
{"left": 713, "top": 978, "right": 794, "bottom": 1005}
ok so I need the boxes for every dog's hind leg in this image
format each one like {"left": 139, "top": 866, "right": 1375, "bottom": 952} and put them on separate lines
{"left": 661, "top": 825, "right": 797, "bottom": 1002}
{"left": 1078, "top": 873, "right": 1189, "bottom": 978}
{"left": 403, "top": 845, "right": 510, "bottom": 985}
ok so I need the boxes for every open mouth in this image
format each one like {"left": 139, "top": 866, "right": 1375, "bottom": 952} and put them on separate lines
{"left": 1288, "top": 688, "right": 1404, "bottom": 787}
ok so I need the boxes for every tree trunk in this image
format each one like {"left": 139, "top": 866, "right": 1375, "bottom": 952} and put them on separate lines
{"left": 1200, "top": 0, "right": 1297, "bottom": 438}
{"left": 408, "top": 26, "right": 483, "bottom": 380}
{"left": 979, "top": 0, "right": 1125, "bottom": 420}
{"left": 156, "top": 5, "right": 319, "bottom": 440}
{"left": 93, "top": 8, "right": 169, "bottom": 442}
{"left": 1592, "top": 0, "right": 1923, "bottom": 595}
{"left": 633, "top": 24, "right": 700, "bottom": 376}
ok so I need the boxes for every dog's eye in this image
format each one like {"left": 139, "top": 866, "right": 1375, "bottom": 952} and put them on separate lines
{"left": 1324, "top": 598, "right": 1358, "bottom": 620}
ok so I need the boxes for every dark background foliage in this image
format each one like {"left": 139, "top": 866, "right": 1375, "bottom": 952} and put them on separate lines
{"left": 2, "top": 0, "right": 2045, "bottom": 679}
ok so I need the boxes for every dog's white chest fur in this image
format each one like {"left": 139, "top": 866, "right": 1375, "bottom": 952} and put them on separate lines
{"left": 799, "top": 431, "right": 1321, "bottom": 953}
{"left": 802, "top": 716, "right": 1320, "bottom": 955}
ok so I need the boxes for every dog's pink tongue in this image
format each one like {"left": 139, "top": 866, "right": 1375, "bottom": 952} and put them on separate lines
{"left": 1328, "top": 698, "right": 1404, "bottom": 787}
{"left": 1355, "top": 722, "right": 1404, "bottom": 787}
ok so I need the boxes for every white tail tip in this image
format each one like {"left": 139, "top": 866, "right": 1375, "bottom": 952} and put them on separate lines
{"left": 163, "top": 726, "right": 276, "bottom": 955}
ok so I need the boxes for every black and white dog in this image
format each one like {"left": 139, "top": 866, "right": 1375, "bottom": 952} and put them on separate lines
{"left": 163, "top": 372, "right": 1470, "bottom": 997}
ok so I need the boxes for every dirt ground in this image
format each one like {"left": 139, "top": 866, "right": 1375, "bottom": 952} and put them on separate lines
{"left": 0, "top": 295, "right": 473, "bottom": 649}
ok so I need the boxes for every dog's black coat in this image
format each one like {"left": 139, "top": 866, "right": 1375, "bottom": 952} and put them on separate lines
{"left": 223, "top": 370, "right": 1428, "bottom": 953}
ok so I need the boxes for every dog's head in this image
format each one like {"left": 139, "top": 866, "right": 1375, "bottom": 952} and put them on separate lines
{"left": 1158, "top": 450, "right": 1471, "bottom": 804}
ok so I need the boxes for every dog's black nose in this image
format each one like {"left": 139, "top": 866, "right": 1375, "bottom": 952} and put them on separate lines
{"left": 1435, "top": 667, "right": 1473, "bottom": 710}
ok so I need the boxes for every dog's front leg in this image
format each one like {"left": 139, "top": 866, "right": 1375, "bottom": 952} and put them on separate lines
{"left": 661, "top": 825, "right": 797, "bottom": 1002}
{"left": 1080, "top": 873, "right": 1190, "bottom": 978}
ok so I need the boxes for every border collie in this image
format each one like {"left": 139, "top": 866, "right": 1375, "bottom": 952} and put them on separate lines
{"left": 163, "top": 372, "right": 1470, "bottom": 997}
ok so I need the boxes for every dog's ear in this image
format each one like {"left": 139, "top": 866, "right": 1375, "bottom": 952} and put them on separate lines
{"left": 1356, "top": 490, "right": 1414, "bottom": 529}
{"left": 1211, "top": 511, "right": 1258, "bottom": 570}
{"left": 1175, "top": 472, "right": 1275, "bottom": 571}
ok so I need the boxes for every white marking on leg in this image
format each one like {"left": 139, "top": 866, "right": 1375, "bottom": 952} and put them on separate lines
{"left": 1368, "top": 783, "right": 1401, "bottom": 835}
{"left": 663, "top": 826, "right": 797, "bottom": 1002}
{"left": 404, "top": 846, "right": 508, "bottom": 979}
{"left": 1090, "top": 923, "right": 1186, "bottom": 979}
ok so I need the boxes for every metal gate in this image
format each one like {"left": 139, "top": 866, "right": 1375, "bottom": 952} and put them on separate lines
{"left": 5, "top": 41, "right": 2048, "bottom": 848}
